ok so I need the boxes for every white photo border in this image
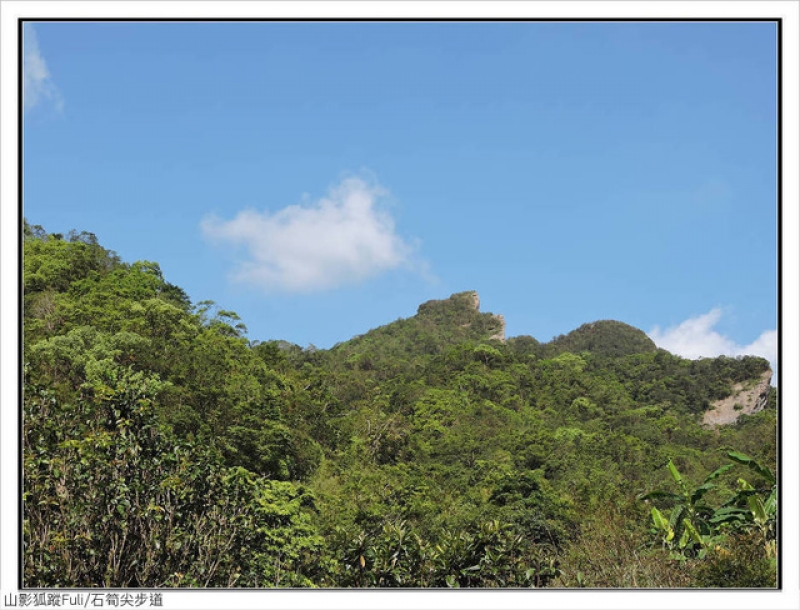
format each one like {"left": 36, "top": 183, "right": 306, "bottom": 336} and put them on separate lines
{"left": 2, "top": 2, "right": 797, "bottom": 609}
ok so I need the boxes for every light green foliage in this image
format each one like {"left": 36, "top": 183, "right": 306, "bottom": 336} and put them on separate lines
{"left": 640, "top": 453, "right": 777, "bottom": 585}
{"left": 23, "top": 363, "right": 325, "bottom": 587}
{"left": 23, "top": 223, "right": 777, "bottom": 588}
{"left": 543, "top": 320, "right": 658, "bottom": 359}
{"left": 331, "top": 518, "right": 561, "bottom": 588}
{"left": 549, "top": 352, "right": 588, "bottom": 374}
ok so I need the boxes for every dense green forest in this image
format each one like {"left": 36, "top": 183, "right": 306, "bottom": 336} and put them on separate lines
{"left": 22, "top": 222, "right": 778, "bottom": 588}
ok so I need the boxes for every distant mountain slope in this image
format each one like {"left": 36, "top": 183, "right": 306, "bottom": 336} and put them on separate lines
{"left": 332, "top": 292, "right": 658, "bottom": 362}
{"left": 329, "top": 291, "right": 505, "bottom": 366}
{"left": 542, "top": 320, "right": 659, "bottom": 358}
{"left": 23, "top": 226, "right": 778, "bottom": 588}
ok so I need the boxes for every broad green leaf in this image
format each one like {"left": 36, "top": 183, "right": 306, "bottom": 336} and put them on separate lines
{"left": 651, "top": 507, "right": 669, "bottom": 532}
{"left": 748, "top": 495, "right": 768, "bottom": 525}
{"left": 703, "top": 464, "right": 734, "bottom": 485}
{"left": 678, "top": 528, "right": 690, "bottom": 550}
{"left": 709, "top": 506, "right": 749, "bottom": 524}
{"left": 667, "top": 460, "right": 682, "bottom": 485}
{"left": 764, "top": 488, "right": 777, "bottom": 517}
{"left": 737, "top": 478, "right": 755, "bottom": 492}
{"left": 651, "top": 508, "right": 674, "bottom": 541}
{"left": 682, "top": 519, "right": 705, "bottom": 546}
{"left": 727, "top": 452, "right": 776, "bottom": 485}
{"left": 691, "top": 483, "right": 715, "bottom": 505}
{"left": 669, "top": 506, "right": 686, "bottom": 532}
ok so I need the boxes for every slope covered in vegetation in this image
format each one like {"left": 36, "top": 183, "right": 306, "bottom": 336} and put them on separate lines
{"left": 22, "top": 222, "right": 778, "bottom": 588}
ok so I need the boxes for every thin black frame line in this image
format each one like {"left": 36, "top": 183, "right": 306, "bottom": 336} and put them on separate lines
{"left": 17, "top": 16, "right": 25, "bottom": 594}
{"left": 16, "top": 17, "right": 784, "bottom": 23}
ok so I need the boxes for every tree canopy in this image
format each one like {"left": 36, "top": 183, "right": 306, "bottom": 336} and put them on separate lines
{"left": 22, "top": 221, "right": 777, "bottom": 588}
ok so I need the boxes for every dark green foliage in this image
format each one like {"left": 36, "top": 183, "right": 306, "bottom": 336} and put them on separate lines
{"left": 329, "top": 290, "right": 503, "bottom": 379}
{"left": 488, "top": 469, "right": 575, "bottom": 547}
{"left": 694, "top": 531, "right": 777, "bottom": 588}
{"left": 330, "top": 519, "right": 561, "bottom": 588}
{"left": 557, "top": 501, "right": 693, "bottom": 588}
{"left": 22, "top": 223, "right": 778, "bottom": 588}
{"left": 640, "top": 452, "right": 776, "bottom": 589}
{"left": 23, "top": 369, "right": 325, "bottom": 587}
{"left": 505, "top": 335, "right": 541, "bottom": 358}
{"left": 543, "top": 320, "right": 658, "bottom": 359}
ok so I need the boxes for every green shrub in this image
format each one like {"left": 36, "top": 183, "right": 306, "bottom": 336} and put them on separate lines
{"left": 695, "top": 531, "right": 777, "bottom": 588}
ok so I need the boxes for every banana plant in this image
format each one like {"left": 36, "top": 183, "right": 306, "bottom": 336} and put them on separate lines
{"left": 721, "top": 452, "right": 777, "bottom": 559}
{"left": 639, "top": 459, "right": 730, "bottom": 559}
{"left": 640, "top": 452, "right": 777, "bottom": 561}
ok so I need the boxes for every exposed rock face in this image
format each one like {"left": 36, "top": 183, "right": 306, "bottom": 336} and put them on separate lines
{"left": 463, "top": 291, "right": 504, "bottom": 342}
{"left": 415, "top": 291, "right": 505, "bottom": 343}
{"left": 489, "top": 314, "right": 506, "bottom": 342}
{"left": 703, "top": 369, "right": 773, "bottom": 428}
{"left": 417, "top": 290, "right": 480, "bottom": 317}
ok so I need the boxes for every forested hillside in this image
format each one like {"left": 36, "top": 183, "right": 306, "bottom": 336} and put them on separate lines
{"left": 22, "top": 222, "right": 778, "bottom": 588}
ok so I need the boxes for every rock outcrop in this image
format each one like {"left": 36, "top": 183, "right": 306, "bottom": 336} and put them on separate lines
{"left": 415, "top": 291, "right": 505, "bottom": 343}
{"left": 417, "top": 290, "right": 480, "bottom": 317}
{"left": 703, "top": 369, "right": 773, "bottom": 428}
{"left": 489, "top": 314, "right": 506, "bottom": 342}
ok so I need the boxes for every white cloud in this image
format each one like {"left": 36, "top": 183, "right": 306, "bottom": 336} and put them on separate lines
{"left": 649, "top": 308, "right": 778, "bottom": 384}
{"left": 202, "top": 177, "right": 424, "bottom": 293}
{"left": 23, "top": 24, "right": 62, "bottom": 112}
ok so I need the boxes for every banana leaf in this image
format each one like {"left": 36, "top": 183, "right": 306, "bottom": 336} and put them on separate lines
{"left": 708, "top": 506, "right": 749, "bottom": 525}
{"left": 763, "top": 487, "right": 777, "bottom": 517}
{"left": 727, "top": 451, "right": 776, "bottom": 485}
{"left": 690, "top": 482, "right": 715, "bottom": 505}
{"left": 748, "top": 495, "right": 768, "bottom": 525}
{"left": 703, "top": 463, "right": 734, "bottom": 484}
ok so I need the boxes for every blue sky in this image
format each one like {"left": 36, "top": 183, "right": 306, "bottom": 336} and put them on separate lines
{"left": 23, "top": 20, "right": 778, "bottom": 373}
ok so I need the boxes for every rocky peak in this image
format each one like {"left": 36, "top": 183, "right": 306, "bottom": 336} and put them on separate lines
{"left": 417, "top": 290, "right": 482, "bottom": 316}
{"left": 415, "top": 291, "right": 505, "bottom": 343}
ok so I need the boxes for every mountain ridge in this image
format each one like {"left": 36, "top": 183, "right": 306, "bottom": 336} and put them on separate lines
{"left": 330, "top": 290, "right": 658, "bottom": 361}
{"left": 22, "top": 224, "right": 778, "bottom": 588}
